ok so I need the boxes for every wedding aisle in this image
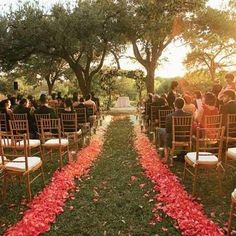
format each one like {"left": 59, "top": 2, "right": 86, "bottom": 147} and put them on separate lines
{"left": 43, "top": 116, "right": 180, "bottom": 235}
{"left": 2, "top": 115, "right": 229, "bottom": 235}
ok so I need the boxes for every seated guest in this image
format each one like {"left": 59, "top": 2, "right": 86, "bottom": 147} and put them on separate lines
{"left": 151, "top": 95, "right": 160, "bottom": 106}
{"left": 218, "top": 73, "right": 236, "bottom": 101}
{"left": 34, "top": 94, "right": 57, "bottom": 118}
{"left": 167, "top": 81, "right": 178, "bottom": 109}
{"left": 220, "top": 89, "right": 236, "bottom": 127}
{"left": 0, "top": 99, "right": 13, "bottom": 130}
{"left": 48, "top": 93, "right": 58, "bottom": 108}
{"left": 13, "top": 98, "right": 36, "bottom": 134}
{"left": 195, "top": 92, "right": 218, "bottom": 128}
{"left": 91, "top": 92, "right": 100, "bottom": 113}
{"left": 193, "top": 90, "right": 202, "bottom": 110}
{"left": 27, "top": 95, "right": 38, "bottom": 110}
{"left": 72, "top": 92, "right": 79, "bottom": 108}
{"left": 84, "top": 94, "right": 97, "bottom": 114}
{"left": 9, "top": 96, "right": 17, "bottom": 109}
{"left": 164, "top": 98, "right": 192, "bottom": 163}
{"left": 183, "top": 94, "right": 196, "bottom": 114}
{"left": 61, "top": 98, "right": 74, "bottom": 113}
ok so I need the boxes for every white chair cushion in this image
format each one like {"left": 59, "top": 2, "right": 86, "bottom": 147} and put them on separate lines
{"left": 186, "top": 152, "right": 218, "bottom": 165}
{"left": 16, "top": 139, "right": 41, "bottom": 148}
{"left": 44, "top": 138, "right": 69, "bottom": 146}
{"left": 227, "top": 148, "right": 236, "bottom": 160}
{"left": 5, "top": 156, "right": 41, "bottom": 172}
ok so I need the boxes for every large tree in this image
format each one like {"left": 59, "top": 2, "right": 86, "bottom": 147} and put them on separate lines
{"left": 123, "top": 0, "right": 206, "bottom": 93}
{"left": 0, "top": 0, "right": 126, "bottom": 96}
{"left": 184, "top": 8, "right": 236, "bottom": 81}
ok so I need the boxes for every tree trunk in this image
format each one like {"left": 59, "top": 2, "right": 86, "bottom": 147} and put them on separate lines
{"left": 48, "top": 84, "right": 53, "bottom": 95}
{"left": 145, "top": 66, "right": 155, "bottom": 94}
{"left": 73, "top": 67, "right": 91, "bottom": 97}
{"left": 209, "top": 61, "right": 216, "bottom": 82}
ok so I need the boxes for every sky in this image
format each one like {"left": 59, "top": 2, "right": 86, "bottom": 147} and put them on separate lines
{"left": 0, "top": 0, "right": 231, "bottom": 78}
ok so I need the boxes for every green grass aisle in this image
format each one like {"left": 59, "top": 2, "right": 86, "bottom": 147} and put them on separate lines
{"left": 46, "top": 117, "right": 180, "bottom": 236}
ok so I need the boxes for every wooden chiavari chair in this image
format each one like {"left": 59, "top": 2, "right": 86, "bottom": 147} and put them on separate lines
{"left": 204, "top": 114, "right": 222, "bottom": 129}
{"left": 60, "top": 113, "right": 82, "bottom": 151}
{"left": 12, "top": 113, "right": 28, "bottom": 121}
{"left": 225, "top": 114, "right": 236, "bottom": 169}
{"left": 158, "top": 109, "right": 173, "bottom": 128}
{"left": 0, "top": 133, "right": 45, "bottom": 200}
{"left": 40, "top": 118, "right": 69, "bottom": 169}
{"left": 34, "top": 114, "right": 51, "bottom": 137}
{"left": 76, "top": 108, "right": 91, "bottom": 135}
{"left": 0, "top": 113, "right": 8, "bottom": 133}
{"left": 183, "top": 127, "right": 225, "bottom": 195}
{"left": 150, "top": 106, "right": 159, "bottom": 132}
{"left": 168, "top": 116, "right": 193, "bottom": 165}
{"left": 9, "top": 120, "right": 41, "bottom": 156}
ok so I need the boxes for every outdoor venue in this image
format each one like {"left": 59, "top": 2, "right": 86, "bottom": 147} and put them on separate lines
{"left": 1, "top": 0, "right": 236, "bottom": 235}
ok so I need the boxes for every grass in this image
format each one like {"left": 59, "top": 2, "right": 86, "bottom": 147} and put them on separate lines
{"left": 0, "top": 154, "right": 62, "bottom": 235}
{"left": 46, "top": 118, "right": 180, "bottom": 236}
{"left": 1, "top": 115, "right": 233, "bottom": 235}
{"left": 170, "top": 158, "right": 236, "bottom": 231}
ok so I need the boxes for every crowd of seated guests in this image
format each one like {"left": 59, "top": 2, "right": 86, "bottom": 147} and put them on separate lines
{"left": 142, "top": 73, "right": 236, "bottom": 164}
{"left": 0, "top": 91, "right": 101, "bottom": 137}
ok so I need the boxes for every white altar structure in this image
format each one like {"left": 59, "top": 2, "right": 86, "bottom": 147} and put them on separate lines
{"left": 114, "top": 96, "right": 131, "bottom": 108}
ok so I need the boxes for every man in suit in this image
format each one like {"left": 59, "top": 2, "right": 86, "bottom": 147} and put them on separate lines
{"left": 167, "top": 81, "right": 179, "bottom": 109}
{"left": 34, "top": 94, "right": 57, "bottom": 118}
{"left": 164, "top": 97, "right": 191, "bottom": 163}
{"left": 220, "top": 89, "right": 236, "bottom": 127}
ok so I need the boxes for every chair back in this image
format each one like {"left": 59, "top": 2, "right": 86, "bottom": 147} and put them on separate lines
{"left": 172, "top": 116, "right": 193, "bottom": 145}
{"left": 0, "top": 113, "right": 7, "bottom": 132}
{"left": 12, "top": 113, "right": 28, "bottom": 121}
{"left": 226, "top": 114, "right": 236, "bottom": 148}
{"left": 204, "top": 114, "right": 222, "bottom": 129}
{"left": 0, "top": 133, "right": 30, "bottom": 170}
{"left": 9, "top": 120, "right": 30, "bottom": 138}
{"left": 55, "top": 107, "right": 64, "bottom": 117}
{"left": 34, "top": 114, "right": 51, "bottom": 133}
{"left": 158, "top": 109, "right": 173, "bottom": 128}
{"left": 150, "top": 106, "right": 159, "bottom": 123}
{"left": 145, "top": 102, "right": 151, "bottom": 116}
{"left": 195, "top": 127, "right": 225, "bottom": 161}
{"left": 76, "top": 108, "right": 88, "bottom": 123}
{"left": 40, "top": 118, "right": 61, "bottom": 142}
{"left": 61, "top": 113, "right": 78, "bottom": 134}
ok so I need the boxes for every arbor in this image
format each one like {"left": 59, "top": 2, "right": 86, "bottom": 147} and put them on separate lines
{"left": 123, "top": 0, "right": 205, "bottom": 93}
{"left": 184, "top": 8, "right": 236, "bottom": 81}
{"left": 0, "top": 0, "right": 126, "bottom": 96}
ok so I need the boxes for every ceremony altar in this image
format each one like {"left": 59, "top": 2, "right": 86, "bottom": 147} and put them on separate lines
{"left": 114, "top": 96, "right": 130, "bottom": 108}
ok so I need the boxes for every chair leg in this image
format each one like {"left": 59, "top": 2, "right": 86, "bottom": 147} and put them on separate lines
{"left": 192, "top": 167, "right": 198, "bottom": 195}
{"left": 40, "top": 165, "right": 45, "bottom": 186}
{"left": 59, "top": 148, "right": 63, "bottom": 170}
{"left": 183, "top": 161, "right": 187, "bottom": 181}
{"left": 169, "top": 147, "right": 174, "bottom": 166}
{"left": 227, "top": 201, "right": 235, "bottom": 236}
{"left": 2, "top": 173, "right": 8, "bottom": 199}
{"left": 25, "top": 174, "right": 31, "bottom": 201}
